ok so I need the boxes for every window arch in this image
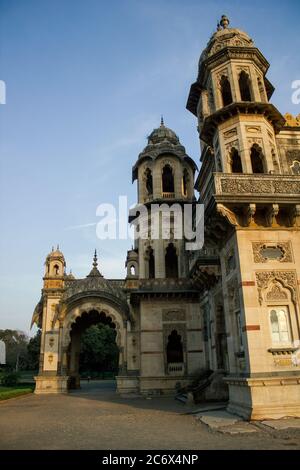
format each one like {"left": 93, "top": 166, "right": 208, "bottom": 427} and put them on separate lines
{"left": 239, "top": 71, "right": 252, "bottom": 101}
{"left": 145, "top": 168, "right": 153, "bottom": 196}
{"left": 269, "top": 307, "right": 290, "bottom": 345}
{"left": 147, "top": 247, "right": 155, "bottom": 279}
{"left": 182, "top": 168, "right": 189, "bottom": 196}
{"left": 165, "top": 243, "right": 178, "bottom": 278}
{"left": 220, "top": 75, "right": 233, "bottom": 107}
{"left": 53, "top": 264, "right": 59, "bottom": 275}
{"left": 291, "top": 160, "right": 300, "bottom": 175}
{"left": 130, "top": 265, "right": 136, "bottom": 276}
{"left": 162, "top": 164, "right": 174, "bottom": 193}
{"left": 230, "top": 148, "right": 243, "bottom": 173}
{"left": 250, "top": 144, "right": 265, "bottom": 174}
{"left": 167, "top": 330, "right": 183, "bottom": 363}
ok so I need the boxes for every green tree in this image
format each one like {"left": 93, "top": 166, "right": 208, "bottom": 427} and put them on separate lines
{"left": 27, "top": 329, "right": 41, "bottom": 371}
{"left": 0, "top": 330, "right": 29, "bottom": 370}
{"left": 80, "top": 324, "right": 119, "bottom": 373}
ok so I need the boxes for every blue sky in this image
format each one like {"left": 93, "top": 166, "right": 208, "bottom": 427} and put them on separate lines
{"left": 0, "top": 0, "right": 299, "bottom": 335}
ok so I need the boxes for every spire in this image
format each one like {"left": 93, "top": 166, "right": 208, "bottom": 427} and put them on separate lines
{"left": 160, "top": 115, "right": 164, "bottom": 127}
{"left": 87, "top": 249, "right": 103, "bottom": 278}
{"left": 220, "top": 14, "right": 230, "bottom": 29}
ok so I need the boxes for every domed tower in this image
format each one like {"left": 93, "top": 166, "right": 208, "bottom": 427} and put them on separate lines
{"left": 131, "top": 118, "right": 197, "bottom": 280}
{"left": 187, "top": 16, "right": 300, "bottom": 420}
{"left": 44, "top": 246, "right": 66, "bottom": 280}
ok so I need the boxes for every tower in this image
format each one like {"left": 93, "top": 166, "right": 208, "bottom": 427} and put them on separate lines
{"left": 187, "top": 15, "right": 300, "bottom": 419}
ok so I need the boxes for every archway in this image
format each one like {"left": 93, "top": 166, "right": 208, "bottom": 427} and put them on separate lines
{"left": 67, "top": 309, "right": 119, "bottom": 389}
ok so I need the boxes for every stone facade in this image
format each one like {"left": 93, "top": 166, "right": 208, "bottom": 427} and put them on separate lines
{"left": 32, "top": 15, "right": 300, "bottom": 420}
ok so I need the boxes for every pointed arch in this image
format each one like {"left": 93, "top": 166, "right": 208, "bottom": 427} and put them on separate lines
{"left": 165, "top": 243, "right": 178, "bottom": 278}
{"left": 250, "top": 144, "right": 265, "bottom": 174}
{"left": 239, "top": 71, "right": 252, "bottom": 101}
{"left": 162, "top": 164, "right": 174, "bottom": 194}
{"left": 230, "top": 147, "right": 243, "bottom": 173}
{"left": 220, "top": 75, "right": 233, "bottom": 107}
{"left": 144, "top": 168, "right": 153, "bottom": 196}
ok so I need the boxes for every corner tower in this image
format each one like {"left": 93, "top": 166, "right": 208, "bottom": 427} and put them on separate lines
{"left": 187, "top": 16, "right": 300, "bottom": 420}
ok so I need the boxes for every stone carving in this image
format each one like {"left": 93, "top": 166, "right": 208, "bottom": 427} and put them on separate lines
{"left": 285, "top": 149, "right": 300, "bottom": 165}
{"left": 244, "top": 204, "right": 256, "bottom": 226}
{"left": 246, "top": 126, "right": 261, "bottom": 133}
{"left": 162, "top": 310, "right": 186, "bottom": 322}
{"left": 220, "top": 178, "right": 272, "bottom": 194}
{"left": 247, "top": 137, "right": 263, "bottom": 147}
{"left": 252, "top": 242, "right": 293, "bottom": 263}
{"left": 225, "top": 140, "right": 239, "bottom": 153}
{"left": 223, "top": 128, "right": 237, "bottom": 140}
{"left": 265, "top": 204, "right": 279, "bottom": 227}
{"left": 289, "top": 205, "right": 300, "bottom": 227}
{"left": 256, "top": 271, "right": 297, "bottom": 304}
{"left": 273, "top": 180, "right": 300, "bottom": 194}
{"left": 216, "top": 203, "right": 238, "bottom": 226}
{"left": 217, "top": 175, "right": 300, "bottom": 195}
{"left": 266, "top": 283, "right": 288, "bottom": 301}
{"left": 284, "top": 113, "right": 300, "bottom": 127}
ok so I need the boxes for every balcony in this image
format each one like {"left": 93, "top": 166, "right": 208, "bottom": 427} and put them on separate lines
{"left": 213, "top": 173, "right": 300, "bottom": 204}
{"left": 167, "top": 362, "right": 185, "bottom": 376}
{"left": 162, "top": 192, "right": 175, "bottom": 199}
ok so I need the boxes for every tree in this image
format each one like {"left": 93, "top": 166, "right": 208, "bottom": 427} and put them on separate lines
{"left": 0, "top": 330, "right": 29, "bottom": 370}
{"left": 27, "top": 330, "right": 41, "bottom": 371}
{"left": 79, "top": 324, "right": 119, "bottom": 373}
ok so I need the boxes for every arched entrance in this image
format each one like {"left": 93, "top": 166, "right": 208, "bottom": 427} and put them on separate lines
{"left": 67, "top": 309, "right": 119, "bottom": 389}
{"left": 60, "top": 297, "right": 127, "bottom": 391}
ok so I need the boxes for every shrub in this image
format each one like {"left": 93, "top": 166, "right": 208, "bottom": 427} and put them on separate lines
{"left": 1, "top": 371, "right": 20, "bottom": 387}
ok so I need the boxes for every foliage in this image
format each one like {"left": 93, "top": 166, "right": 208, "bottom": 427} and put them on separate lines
{"left": 80, "top": 324, "right": 119, "bottom": 373}
{"left": 1, "top": 370, "right": 20, "bottom": 386}
{"left": 0, "top": 329, "right": 29, "bottom": 370}
{"left": 26, "top": 330, "right": 41, "bottom": 371}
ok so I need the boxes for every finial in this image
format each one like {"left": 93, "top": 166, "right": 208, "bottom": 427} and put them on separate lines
{"left": 52, "top": 246, "right": 54, "bottom": 252}
{"left": 160, "top": 115, "right": 164, "bottom": 127}
{"left": 220, "top": 14, "right": 230, "bottom": 29}
{"left": 57, "top": 244, "right": 59, "bottom": 250}
{"left": 93, "top": 249, "right": 98, "bottom": 268}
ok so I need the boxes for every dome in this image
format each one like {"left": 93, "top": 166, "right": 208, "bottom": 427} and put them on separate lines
{"left": 199, "top": 15, "right": 254, "bottom": 64}
{"left": 46, "top": 246, "right": 65, "bottom": 262}
{"left": 147, "top": 118, "right": 180, "bottom": 146}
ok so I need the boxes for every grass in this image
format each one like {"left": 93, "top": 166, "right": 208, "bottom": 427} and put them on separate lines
{"left": 0, "top": 384, "right": 34, "bottom": 401}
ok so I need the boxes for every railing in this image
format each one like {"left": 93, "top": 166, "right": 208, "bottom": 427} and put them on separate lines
{"left": 162, "top": 192, "right": 175, "bottom": 199}
{"left": 167, "top": 362, "right": 185, "bottom": 376}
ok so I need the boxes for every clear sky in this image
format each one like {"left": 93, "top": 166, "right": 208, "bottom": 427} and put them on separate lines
{"left": 0, "top": 0, "right": 299, "bottom": 335}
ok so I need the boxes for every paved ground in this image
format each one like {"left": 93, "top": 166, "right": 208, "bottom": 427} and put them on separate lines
{"left": 0, "top": 380, "right": 299, "bottom": 450}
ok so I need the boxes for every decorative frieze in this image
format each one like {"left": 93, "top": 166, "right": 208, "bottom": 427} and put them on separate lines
{"left": 215, "top": 174, "right": 300, "bottom": 195}
{"left": 162, "top": 309, "right": 186, "bottom": 322}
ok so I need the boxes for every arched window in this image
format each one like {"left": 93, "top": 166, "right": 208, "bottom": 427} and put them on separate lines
{"left": 220, "top": 75, "right": 233, "bottom": 107}
{"left": 165, "top": 243, "right": 178, "bottom": 278}
{"left": 162, "top": 164, "right": 174, "bottom": 193}
{"left": 148, "top": 247, "right": 155, "bottom": 279}
{"left": 53, "top": 264, "right": 59, "bottom": 275}
{"left": 145, "top": 168, "right": 153, "bottom": 196}
{"left": 230, "top": 148, "right": 243, "bottom": 173}
{"left": 130, "top": 265, "right": 136, "bottom": 276}
{"left": 270, "top": 307, "right": 290, "bottom": 344}
{"left": 167, "top": 330, "right": 183, "bottom": 363}
{"left": 182, "top": 168, "right": 189, "bottom": 196}
{"left": 239, "top": 71, "right": 252, "bottom": 101}
{"left": 250, "top": 145, "right": 265, "bottom": 174}
{"left": 257, "top": 77, "right": 265, "bottom": 102}
{"left": 291, "top": 160, "right": 300, "bottom": 175}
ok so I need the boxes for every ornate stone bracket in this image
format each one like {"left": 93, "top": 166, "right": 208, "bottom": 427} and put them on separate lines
{"left": 216, "top": 203, "right": 238, "bottom": 226}
{"left": 289, "top": 204, "right": 300, "bottom": 227}
{"left": 244, "top": 203, "right": 256, "bottom": 226}
{"left": 265, "top": 204, "right": 279, "bottom": 227}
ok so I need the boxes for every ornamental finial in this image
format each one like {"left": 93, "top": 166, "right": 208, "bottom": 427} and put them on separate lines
{"left": 160, "top": 115, "right": 164, "bottom": 127}
{"left": 93, "top": 249, "right": 98, "bottom": 268}
{"left": 220, "top": 15, "right": 230, "bottom": 29}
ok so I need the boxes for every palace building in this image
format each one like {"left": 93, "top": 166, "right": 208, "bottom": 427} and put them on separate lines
{"left": 32, "top": 16, "right": 300, "bottom": 420}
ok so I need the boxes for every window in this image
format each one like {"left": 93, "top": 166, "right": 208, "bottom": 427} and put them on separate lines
{"left": 167, "top": 330, "right": 183, "bottom": 363}
{"left": 165, "top": 243, "right": 178, "bottom": 278}
{"left": 230, "top": 148, "right": 243, "bottom": 173}
{"left": 250, "top": 144, "right": 265, "bottom": 174}
{"left": 53, "top": 264, "right": 59, "bottom": 275}
{"left": 145, "top": 168, "right": 153, "bottom": 196}
{"left": 162, "top": 164, "right": 174, "bottom": 193}
{"left": 130, "top": 265, "right": 136, "bottom": 276}
{"left": 270, "top": 307, "right": 290, "bottom": 345}
{"left": 239, "top": 71, "right": 252, "bottom": 101}
{"left": 148, "top": 248, "right": 155, "bottom": 279}
{"left": 182, "top": 169, "right": 189, "bottom": 196}
{"left": 220, "top": 75, "right": 233, "bottom": 107}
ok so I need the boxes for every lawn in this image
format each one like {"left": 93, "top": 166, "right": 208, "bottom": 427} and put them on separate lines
{"left": 0, "top": 384, "right": 34, "bottom": 401}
